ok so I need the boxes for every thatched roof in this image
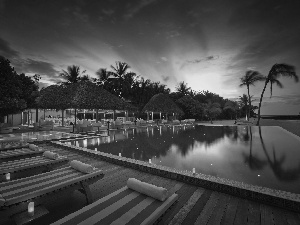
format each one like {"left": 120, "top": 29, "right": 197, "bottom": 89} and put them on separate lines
{"left": 71, "top": 81, "right": 126, "bottom": 110}
{"left": 142, "top": 93, "right": 184, "bottom": 115}
{"left": 37, "top": 81, "right": 134, "bottom": 111}
{"left": 37, "top": 85, "right": 76, "bottom": 110}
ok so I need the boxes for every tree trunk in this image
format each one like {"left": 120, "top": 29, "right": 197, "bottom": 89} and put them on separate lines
{"left": 247, "top": 85, "right": 251, "bottom": 120}
{"left": 256, "top": 79, "right": 269, "bottom": 126}
{"left": 35, "top": 108, "right": 38, "bottom": 124}
{"left": 74, "top": 108, "right": 77, "bottom": 132}
{"left": 96, "top": 109, "right": 99, "bottom": 122}
{"left": 61, "top": 109, "right": 64, "bottom": 126}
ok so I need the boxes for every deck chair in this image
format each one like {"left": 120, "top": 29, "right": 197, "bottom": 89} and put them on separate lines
{"left": 0, "top": 166, "right": 104, "bottom": 211}
{"left": 0, "top": 155, "right": 69, "bottom": 181}
{"left": 51, "top": 178, "right": 178, "bottom": 225}
{"left": 0, "top": 147, "right": 45, "bottom": 160}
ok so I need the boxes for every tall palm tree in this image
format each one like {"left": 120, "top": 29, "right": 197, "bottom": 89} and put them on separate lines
{"left": 110, "top": 61, "right": 131, "bottom": 78}
{"left": 240, "top": 70, "right": 265, "bottom": 120}
{"left": 59, "top": 65, "right": 87, "bottom": 126}
{"left": 109, "top": 62, "right": 133, "bottom": 98}
{"left": 60, "top": 65, "right": 87, "bottom": 85}
{"left": 256, "top": 64, "right": 298, "bottom": 125}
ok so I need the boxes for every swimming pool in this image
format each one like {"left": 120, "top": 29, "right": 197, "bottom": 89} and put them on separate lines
{"left": 64, "top": 125, "right": 300, "bottom": 194}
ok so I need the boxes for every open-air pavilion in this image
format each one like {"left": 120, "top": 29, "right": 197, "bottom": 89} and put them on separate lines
{"left": 142, "top": 93, "right": 184, "bottom": 121}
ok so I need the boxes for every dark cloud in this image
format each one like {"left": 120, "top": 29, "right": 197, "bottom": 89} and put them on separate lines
{"left": 0, "top": 37, "right": 19, "bottom": 59}
{"left": 180, "top": 55, "right": 219, "bottom": 69}
{"left": 13, "top": 58, "right": 58, "bottom": 77}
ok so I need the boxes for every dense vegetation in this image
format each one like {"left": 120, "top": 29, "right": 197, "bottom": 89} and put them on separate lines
{"left": 0, "top": 56, "right": 39, "bottom": 122}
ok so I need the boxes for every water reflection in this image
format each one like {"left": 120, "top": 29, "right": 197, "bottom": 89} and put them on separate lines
{"left": 258, "top": 126, "right": 300, "bottom": 182}
{"left": 71, "top": 125, "right": 300, "bottom": 193}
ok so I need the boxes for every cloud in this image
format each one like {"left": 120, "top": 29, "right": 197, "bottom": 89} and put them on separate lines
{"left": 124, "top": 0, "right": 157, "bottom": 20}
{"left": 0, "top": 37, "right": 19, "bottom": 59}
{"left": 180, "top": 55, "right": 219, "bottom": 69}
{"left": 162, "top": 75, "right": 170, "bottom": 82}
{"left": 13, "top": 58, "right": 58, "bottom": 77}
{"left": 165, "top": 30, "right": 181, "bottom": 39}
{"left": 102, "top": 9, "right": 114, "bottom": 16}
{"left": 160, "top": 57, "right": 168, "bottom": 62}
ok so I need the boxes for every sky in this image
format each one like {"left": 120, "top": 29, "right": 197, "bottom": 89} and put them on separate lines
{"left": 0, "top": 0, "right": 300, "bottom": 115}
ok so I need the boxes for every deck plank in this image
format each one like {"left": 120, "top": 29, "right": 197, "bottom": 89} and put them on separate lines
{"left": 207, "top": 194, "right": 231, "bottom": 225}
{"left": 285, "top": 210, "right": 300, "bottom": 225}
{"left": 260, "top": 204, "right": 274, "bottom": 225}
{"left": 157, "top": 184, "right": 198, "bottom": 225}
{"left": 233, "top": 199, "right": 249, "bottom": 225}
{"left": 180, "top": 189, "right": 213, "bottom": 225}
{"left": 194, "top": 191, "right": 220, "bottom": 225}
{"left": 220, "top": 196, "right": 239, "bottom": 225}
{"left": 168, "top": 187, "right": 205, "bottom": 225}
{"left": 247, "top": 201, "right": 261, "bottom": 225}
{"left": 272, "top": 207, "right": 289, "bottom": 225}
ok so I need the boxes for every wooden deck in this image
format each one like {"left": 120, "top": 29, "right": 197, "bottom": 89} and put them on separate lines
{"left": 1, "top": 143, "right": 300, "bottom": 225}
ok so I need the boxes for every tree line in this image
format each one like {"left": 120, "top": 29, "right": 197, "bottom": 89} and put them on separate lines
{"left": 0, "top": 55, "right": 298, "bottom": 125}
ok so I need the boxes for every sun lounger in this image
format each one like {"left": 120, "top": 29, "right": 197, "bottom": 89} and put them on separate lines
{"left": 0, "top": 147, "right": 46, "bottom": 160}
{"left": 51, "top": 178, "right": 178, "bottom": 225}
{"left": 0, "top": 155, "right": 69, "bottom": 181}
{"left": 0, "top": 142, "right": 29, "bottom": 151}
{"left": 0, "top": 166, "right": 104, "bottom": 211}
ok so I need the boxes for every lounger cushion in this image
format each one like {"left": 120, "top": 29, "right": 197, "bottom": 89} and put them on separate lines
{"left": 43, "top": 151, "right": 59, "bottom": 159}
{"left": 29, "top": 144, "right": 39, "bottom": 151}
{"left": 127, "top": 178, "right": 168, "bottom": 201}
{"left": 50, "top": 185, "right": 178, "bottom": 225}
{"left": 70, "top": 160, "right": 94, "bottom": 173}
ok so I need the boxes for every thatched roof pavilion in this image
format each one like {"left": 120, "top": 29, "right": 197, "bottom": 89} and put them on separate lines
{"left": 142, "top": 93, "right": 184, "bottom": 119}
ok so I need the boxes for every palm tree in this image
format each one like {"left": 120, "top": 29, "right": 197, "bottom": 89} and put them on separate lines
{"left": 60, "top": 65, "right": 87, "bottom": 85}
{"left": 256, "top": 64, "right": 298, "bottom": 125}
{"left": 240, "top": 70, "right": 265, "bottom": 120}
{"left": 94, "top": 68, "right": 111, "bottom": 86}
{"left": 109, "top": 61, "right": 134, "bottom": 98}
{"left": 175, "top": 81, "right": 191, "bottom": 96}
{"left": 59, "top": 65, "right": 87, "bottom": 126}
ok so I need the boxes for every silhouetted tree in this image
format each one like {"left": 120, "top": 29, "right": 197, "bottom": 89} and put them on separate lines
{"left": 240, "top": 70, "right": 265, "bottom": 120}
{"left": 257, "top": 64, "right": 298, "bottom": 125}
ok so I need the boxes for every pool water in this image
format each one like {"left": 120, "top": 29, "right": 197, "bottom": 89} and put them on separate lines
{"left": 65, "top": 125, "right": 300, "bottom": 194}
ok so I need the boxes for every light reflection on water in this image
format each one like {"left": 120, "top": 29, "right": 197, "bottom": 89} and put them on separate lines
{"left": 68, "top": 125, "right": 300, "bottom": 194}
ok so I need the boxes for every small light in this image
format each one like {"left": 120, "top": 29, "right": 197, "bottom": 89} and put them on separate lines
{"left": 28, "top": 202, "right": 34, "bottom": 217}
{"left": 6, "top": 173, "right": 10, "bottom": 181}
{"left": 95, "top": 148, "right": 97, "bottom": 151}
{"left": 192, "top": 168, "right": 196, "bottom": 174}
{"left": 149, "top": 159, "right": 152, "bottom": 163}
{"left": 258, "top": 175, "right": 260, "bottom": 177}
{"left": 211, "top": 164, "right": 213, "bottom": 166}
{"left": 119, "top": 153, "right": 121, "bottom": 156}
